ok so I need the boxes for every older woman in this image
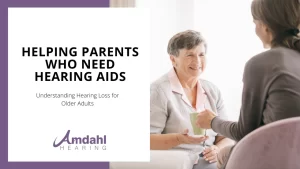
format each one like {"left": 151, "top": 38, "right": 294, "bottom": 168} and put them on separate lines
{"left": 196, "top": 0, "right": 300, "bottom": 168}
{"left": 150, "top": 30, "right": 234, "bottom": 169}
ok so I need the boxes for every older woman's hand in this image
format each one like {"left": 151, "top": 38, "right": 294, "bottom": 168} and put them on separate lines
{"left": 177, "top": 129, "right": 209, "bottom": 144}
{"left": 202, "top": 145, "right": 220, "bottom": 163}
{"left": 196, "top": 109, "right": 217, "bottom": 129}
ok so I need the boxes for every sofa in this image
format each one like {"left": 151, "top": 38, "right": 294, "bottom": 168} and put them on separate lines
{"left": 225, "top": 117, "right": 300, "bottom": 169}
{"left": 111, "top": 117, "right": 300, "bottom": 169}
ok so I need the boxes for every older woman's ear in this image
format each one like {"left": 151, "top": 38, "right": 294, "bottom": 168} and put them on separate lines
{"left": 170, "top": 55, "right": 176, "bottom": 67}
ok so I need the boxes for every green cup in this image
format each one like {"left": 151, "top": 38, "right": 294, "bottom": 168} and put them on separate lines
{"left": 190, "top": 112, "right": 206, "bottom": 136}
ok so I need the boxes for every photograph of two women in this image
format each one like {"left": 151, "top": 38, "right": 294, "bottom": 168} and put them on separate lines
{"left": 110, "top": 0, "right": 300, "bottom": 169}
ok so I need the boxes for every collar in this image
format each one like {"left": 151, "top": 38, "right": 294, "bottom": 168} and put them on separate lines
{"left": 168, "top": 68, "right": 206, "bottom": 110}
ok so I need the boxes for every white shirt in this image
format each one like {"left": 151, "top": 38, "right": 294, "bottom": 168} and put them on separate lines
{"left": 150, "top": 68, "right": 228, "bottom": 163}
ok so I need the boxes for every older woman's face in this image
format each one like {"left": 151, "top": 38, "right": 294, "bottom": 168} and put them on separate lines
{"left": 171, "top": 43, "right": 206, "bottom": 78}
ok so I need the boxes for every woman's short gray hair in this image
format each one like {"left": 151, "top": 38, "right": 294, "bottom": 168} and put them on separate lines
{"left": 167, "top": 30, "right": 207, "bottom": 56}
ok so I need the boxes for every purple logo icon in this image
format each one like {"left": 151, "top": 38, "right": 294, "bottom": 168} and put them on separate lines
{"left": 53, "top": 130, "right": 106, "bottom": 147}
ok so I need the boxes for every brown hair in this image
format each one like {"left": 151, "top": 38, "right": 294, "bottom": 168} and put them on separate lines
{"left": 251, "top": 0, "right": 300, "bottom": 52}
{"left": 167, "top": 30, "right": 207, "bottom": 56}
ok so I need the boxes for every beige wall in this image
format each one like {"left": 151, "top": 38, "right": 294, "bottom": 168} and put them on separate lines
{"left": 110, "top": 0, "right": 135, "bottom": 7}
